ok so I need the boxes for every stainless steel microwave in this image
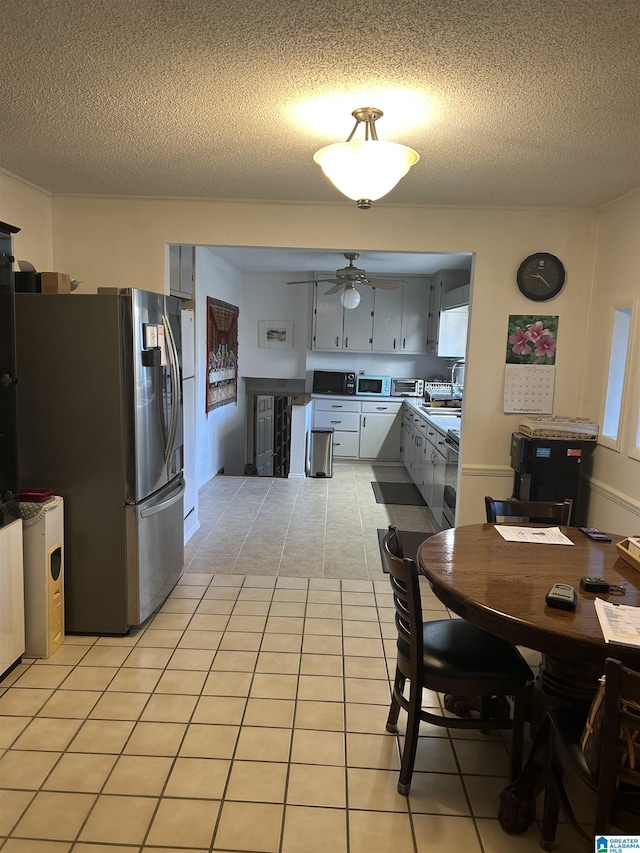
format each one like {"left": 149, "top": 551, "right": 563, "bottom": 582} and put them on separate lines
{"left": 390, "top": 378, "right": 424, "bottom": 397}
{"left": 312, "top": 370, "right": 356, "bottom": 395}
{"left": 355, "top": 375, "right": 392, "bottom": 397}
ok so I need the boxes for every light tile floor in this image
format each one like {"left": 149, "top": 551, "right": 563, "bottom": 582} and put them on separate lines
{"left": 0, "top": 464, "right": 579, "bottom": 852}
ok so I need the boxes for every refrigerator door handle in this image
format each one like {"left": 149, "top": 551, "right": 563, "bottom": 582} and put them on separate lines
{"left": 140, "top": 479, "right": 185, "bottom": 518}
{"left": 163, "top": 312, "right": 180, "bottom": 463}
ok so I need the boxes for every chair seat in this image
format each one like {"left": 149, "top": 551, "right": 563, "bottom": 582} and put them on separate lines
{"left": 397, "top": 618, "right": 534, "bottom": 683}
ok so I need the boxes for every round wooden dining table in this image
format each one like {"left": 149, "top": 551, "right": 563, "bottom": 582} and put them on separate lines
{"left": 418, "top": 523, "right": 640, "bottom": 701}
{"left": 418, "top": 523, "right": 640, "bottom": 833}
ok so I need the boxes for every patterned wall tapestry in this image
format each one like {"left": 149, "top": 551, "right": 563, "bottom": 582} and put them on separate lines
{"left": 206, "top": 297, "right": 239, "bottom": 413}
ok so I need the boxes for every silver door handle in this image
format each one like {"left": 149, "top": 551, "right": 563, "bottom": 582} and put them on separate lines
{"left": 345, "top": 337, "right": 349, "bottom": 347}
{"left": 330, "top": 420, "right": 342, "bottom": 424}
{"left": 163, "top": 312, "right": 180, "bottom": 464}
{"left": 140, "top": 481, "right": 185, "bottom": 518}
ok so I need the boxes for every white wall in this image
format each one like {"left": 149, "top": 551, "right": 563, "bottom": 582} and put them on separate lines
{"left": 240, "top": 271, "right": 310, "bottom": 379}
{"left": 9, "top": 178, "right": 638, "bottom": 527}
{"left": 580, "top": 191, "right": 640, "bottom": 533}
{"left": 0, "top": 171, "right": 53, "bottom": 270}
{"left": 47, "top": 194, "right": 602, "bottom": 522}
{"left": 194, "top": 247, "right": 247, "bottom": 479}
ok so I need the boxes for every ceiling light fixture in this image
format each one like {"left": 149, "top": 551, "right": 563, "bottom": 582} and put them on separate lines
{"left": 340, "top": 284, "right": 361, "bottom": 309}
{"left": 313, "top": 107, "right": 420, "bottom": 209}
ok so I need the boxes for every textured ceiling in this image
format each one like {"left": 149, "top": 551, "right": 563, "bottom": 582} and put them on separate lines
{"left": 2, "top": 0, "right": 639, "bottom": 209}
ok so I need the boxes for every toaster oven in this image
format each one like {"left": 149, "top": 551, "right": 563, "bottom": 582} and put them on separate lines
{"left": 390, "top": 378, "right": 424, "bottom": 397}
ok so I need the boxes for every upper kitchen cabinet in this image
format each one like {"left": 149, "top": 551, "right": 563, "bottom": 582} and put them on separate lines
{"left": 426, "top": 269, "right": 470, "bottom": 354}
{"left": 169, "top": 245, "right": 195, "bottom": 300}
{"left": 370, "top": 280, "right": 430, "bottom": 353}
{"left": 313, "top": 278, "right": 430, "bottom": 353}
{"left": 312, "top": 282, "right": 373, "bottom": 351}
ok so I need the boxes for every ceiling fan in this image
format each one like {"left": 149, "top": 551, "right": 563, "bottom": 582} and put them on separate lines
{"left": 287, "top": 253, "right": 404, "bottom": 304}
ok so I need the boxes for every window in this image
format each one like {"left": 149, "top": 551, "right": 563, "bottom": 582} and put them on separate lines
{"left": 600, "top": 301, "right": 639, "bottom": 457}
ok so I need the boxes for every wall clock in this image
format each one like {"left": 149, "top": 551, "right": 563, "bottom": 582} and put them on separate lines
{"left": 516, "top": 253, "right": 565, "bottom": 301}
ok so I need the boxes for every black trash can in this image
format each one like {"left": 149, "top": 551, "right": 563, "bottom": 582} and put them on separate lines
{"left": 309, "top": 428, "right": 334, "bottom": 478}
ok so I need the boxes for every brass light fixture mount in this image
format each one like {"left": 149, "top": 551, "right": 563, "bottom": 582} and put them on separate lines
{"left": 313, "top": 106, "right": 420, "bottom": 209}
{"left": 348, "top": 108, "right": 382, "bottom": 209}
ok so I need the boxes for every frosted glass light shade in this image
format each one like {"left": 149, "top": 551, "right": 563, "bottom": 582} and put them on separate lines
{"left": 314, "top": 140, "right": 420, "bottom": 204}
{"left": 340, "top": 287, "right": 361, "bottom": 309}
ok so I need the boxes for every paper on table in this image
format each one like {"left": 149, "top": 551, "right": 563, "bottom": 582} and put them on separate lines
{"left": 493, "top": 526, "right": 575, "bottom": 545}
{"left": 594, "top": 598, "right": 640, "bottom": 647}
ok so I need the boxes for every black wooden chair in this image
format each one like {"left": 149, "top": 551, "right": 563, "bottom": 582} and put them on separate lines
{"left": 382, "top": 525, "right": 534, "bottom": 794}
{"left": 540, "top": 657, "right": 640, "bottom": 850}
{"left": 485, "top": 496, "right": 573, "bottom": 526}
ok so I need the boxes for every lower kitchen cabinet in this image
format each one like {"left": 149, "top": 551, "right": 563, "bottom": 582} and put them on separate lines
{"left": 312, "top": 398, "right": 402, "bottom": 461}
{"left": 312, "top": 398, "right": 360, "bottom": 459}
{"left": 401, "top": 401, "right": 457, "bottom": 527}
{"left": 359, "top": 402, "right": 402, "bottom": 460}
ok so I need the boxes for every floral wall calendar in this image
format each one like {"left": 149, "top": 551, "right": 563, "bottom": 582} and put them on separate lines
{"left": 503, "top": 315, "right": 559, "bottom": 413}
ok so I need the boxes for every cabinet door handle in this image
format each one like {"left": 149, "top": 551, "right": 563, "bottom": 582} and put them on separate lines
{"left": 336, "top": 336, "right": 339, "bottom": 347}
{"left": 330, "top": 419, "right": 342, "bottom": 424}
{"left": 331, "top": 404, "right": 344, "bottom": 408}
{"left": 393, "top": 338, "right": 396, "bottom": 350}
{"left": 363, "top": 417, "right": 366, "bottom": 427}
{"left": 345, "top": 337, "right": 349, "bottom": 348}
{"left": 403, "top": 338, "right": 406, "bottom": 349}
{"left": 376, "top": 406, "right": 388, "bottom": 410}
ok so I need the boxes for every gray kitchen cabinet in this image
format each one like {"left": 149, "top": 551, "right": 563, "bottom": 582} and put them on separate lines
{"left": 370, "top": 286, "right": 402, "bottom": 351}
{"left": 312, "top": 398, "right": 360, "bottom": 458}
{"left": 428, "top": 427, "right": 448, "bottom": 522}
{"left": 314, "top": 277, "right": 431, "bottom": 353}
{"left": 426, "top": 269, "right": 470, "bottom": 354}
{"left": 312, "top": 398, "right": 401, "bottom": 460}
{"left": 366, "top": 280, "right": 431, "bottom": 353}
{"left": 313, "top": 282, "right": 373, "bottom": 351}
{"left": 399, "top": 280, "right": 430, "bottom": 352}
{"left": 169, "top": 245, "right": 195, "bottom": 299}
{"left": 359, "top": 401, "right": 402, "bottom": 460}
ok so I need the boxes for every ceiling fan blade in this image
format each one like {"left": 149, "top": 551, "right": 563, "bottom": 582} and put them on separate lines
{"left": 370, "top": 277, "right": 405, "bottom": 288}
{"left": 287, "top": 277, "right": 335, "bottom": 285}
{"left": 324, "top": 283, "right": 344, "bottom": 295}
{"left": 368, "top": 281, "right": 400, "bottom": 290}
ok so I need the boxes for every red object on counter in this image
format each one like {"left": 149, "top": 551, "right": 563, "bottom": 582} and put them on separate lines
{"left": 18, "top": 489, "right": 53, "bottom": 502}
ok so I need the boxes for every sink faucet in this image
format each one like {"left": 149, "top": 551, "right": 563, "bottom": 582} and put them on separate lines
{"left": 451, "top": 361, "right": 465, "bottom": 396}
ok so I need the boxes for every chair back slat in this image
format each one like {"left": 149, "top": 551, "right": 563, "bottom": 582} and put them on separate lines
{"left": 484, "top": 495, "right": 572, "bottom": 526}
{"left": 595, "top": 658, "right": 640, "bottom": 828}
{"left": 382, "top": 526, "right": 424, "bottom": 678}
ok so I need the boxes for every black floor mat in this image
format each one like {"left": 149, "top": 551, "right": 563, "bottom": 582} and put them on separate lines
{"left": 377, "top": 529, "right": 434, "bottom": 572}
{"left": 371, "top": 481, "right": 427, "bottom": 506}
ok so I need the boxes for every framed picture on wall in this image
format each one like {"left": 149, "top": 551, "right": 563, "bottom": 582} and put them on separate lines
{"left": 258, "top": 321, "right": 293, "bottom": 349}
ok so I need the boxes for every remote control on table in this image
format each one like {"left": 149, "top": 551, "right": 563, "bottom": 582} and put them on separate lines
{"left": 546, "top": 583, "right": 577, "bottom": 611}
{"left": 579, "top": 527, "right": 612, "bottom": 542}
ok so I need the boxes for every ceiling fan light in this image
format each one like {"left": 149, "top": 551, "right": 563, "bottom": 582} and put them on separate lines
{"left": 314, "top": 139, "right": 419, "bottom": 205}
{"left": 340, "top": 286, "right": 361, "bottom": 309}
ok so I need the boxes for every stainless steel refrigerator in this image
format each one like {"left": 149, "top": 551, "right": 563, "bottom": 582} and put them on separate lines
{"left": 15, "top": 288, "right": 185, "bottom": 634}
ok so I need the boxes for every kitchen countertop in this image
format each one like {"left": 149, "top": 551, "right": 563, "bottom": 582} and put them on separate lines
{"left": 403, "top": 398, "right": 462, "bottom": 435}
{"left": 308, "top": 394, "right": 463, "bottom": 437}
